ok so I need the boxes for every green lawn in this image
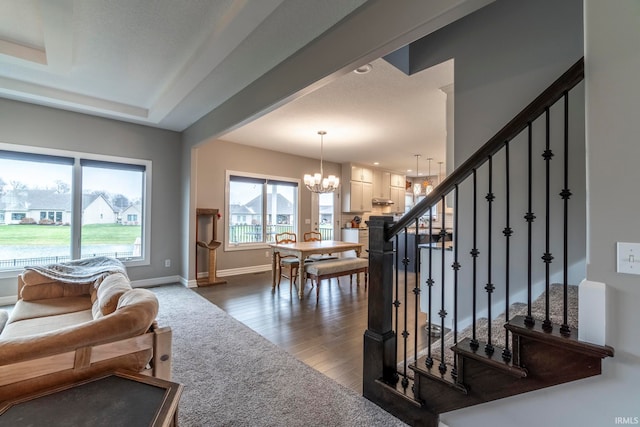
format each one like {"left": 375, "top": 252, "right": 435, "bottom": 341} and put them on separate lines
{"left": 0, "top": 224, "right": 141, "bottom": 245}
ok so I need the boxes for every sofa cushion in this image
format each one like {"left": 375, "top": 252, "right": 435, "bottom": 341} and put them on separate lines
{"left": 96, "top": 273, "right": 132, "bottom": 317}
{"left": 306, "top": 258, "right": 368, "bottom": 276}
{"left": 7, "top": 296, "right": 92, "bottom": 323}
{"left": 21, "top": 281, "right": 91, "bottom": 301}
{"left": 1, "top": 309, "right": 93, "bottom": 339}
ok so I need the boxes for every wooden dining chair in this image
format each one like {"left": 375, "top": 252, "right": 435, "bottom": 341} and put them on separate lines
{"left": 303, "top": 231, "right": 322, "bottom": 242}
{"left": 275, "top": 232, "right": 304, "bottom": 290}
{"left": 303, "top": 231, "right": 338, "bottom": 262}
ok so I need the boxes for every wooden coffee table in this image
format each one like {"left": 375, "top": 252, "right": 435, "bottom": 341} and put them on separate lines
{"left": 0, "top": 370, "right": 183, "bottom": 426}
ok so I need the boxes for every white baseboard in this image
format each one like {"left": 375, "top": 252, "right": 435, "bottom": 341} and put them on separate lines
{"left": 0, "top": 295, "right": 17, "bottom": 306}
{"left": 130, "top": 275, "right": 184, "bottom": 288}
{"left": 2, "top": 271, "right": 261, "bottom": 305}
{"left": 200, "top": 264, "right": 272, "bottom": 278}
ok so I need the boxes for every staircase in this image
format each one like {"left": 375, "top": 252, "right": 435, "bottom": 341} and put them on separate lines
{"left": 362, "top": 58, "right": 614, "bottom": 427}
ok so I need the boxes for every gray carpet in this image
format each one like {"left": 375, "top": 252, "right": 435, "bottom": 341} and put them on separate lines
{"left": 150, "top": 284, "right": 408, "bottom": 427}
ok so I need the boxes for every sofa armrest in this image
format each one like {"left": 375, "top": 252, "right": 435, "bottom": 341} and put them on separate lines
{"left": 0, "top": 289, "right": 170, "bottom": 400}
{"left": 0, "top": 289, "right": 158, "bottom": 365}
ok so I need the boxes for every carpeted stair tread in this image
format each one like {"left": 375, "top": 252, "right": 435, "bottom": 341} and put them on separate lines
{"left": 403, "top": 283, "right": 578, "bottom": 369}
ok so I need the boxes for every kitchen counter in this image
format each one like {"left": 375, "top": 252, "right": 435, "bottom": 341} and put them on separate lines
{"left": 405, "top": 227, "right": 453, "bottom": 235}
{"left": 396, "top": 230, "right": 453, "bottom": 272}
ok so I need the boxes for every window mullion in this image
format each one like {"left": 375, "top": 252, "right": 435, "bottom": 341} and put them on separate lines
{"left": 263, "top": 182, "right": 268, "bottom": 242}
{"left": 71, "top": 159, "right": 82, "bottom": 259}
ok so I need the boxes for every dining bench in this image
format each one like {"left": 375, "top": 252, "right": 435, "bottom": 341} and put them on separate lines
{"left": 305, "top": 257, "right": 368, "bottom": 297}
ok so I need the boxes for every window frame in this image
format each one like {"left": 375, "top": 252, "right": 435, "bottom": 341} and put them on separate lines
{"left": 224, "top": 170, "right": 300, "bottom": 252}
{"left": 0, "top": 142, "right": 152, "bottom": 277}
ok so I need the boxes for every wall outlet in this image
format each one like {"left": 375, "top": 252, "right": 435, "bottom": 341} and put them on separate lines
{"left": 164, "top": 259, "right": 171, "bottom": 268}
{"left": 265, "top": 251, "right": 270, "bottom": 258}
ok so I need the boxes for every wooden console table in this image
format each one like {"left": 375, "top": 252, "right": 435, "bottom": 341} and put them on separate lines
{"left": 0, "top": 370, "right": 183, "bottom": 427}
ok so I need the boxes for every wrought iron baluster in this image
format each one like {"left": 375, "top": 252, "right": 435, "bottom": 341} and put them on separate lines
{"left": 393, "top": 234, "right": 402, "bottom": 382}
{"left": 413, "top": 218, "right": 421, "bottom": 369}
{"left": 560, "top": 92, "right": 572, "bottom": 336}
{"left": 470, "top": 169, "right": 479, "bottom": 350}
{"left": 542, "top": 107, "right": 554, "bottom": 332}
{"left": 485, "top": 156, "right": 495, "bottom": 355}
{"left": 402, "top": 227, "right": 410, "bottom": 389}
{"left": 525, "top": 122, "right": 536, "bottom": 327}
{"left": 502, "top": 142, "right": 513, "bottom": 362}
{"left": 439, "top": 195, "right": 447, "bottom": 374}
{"left": 425, "top": 210, "right": 434, "bottom": 369}
{"left": 451, "top": 185, "right": 460, "bottom": 380}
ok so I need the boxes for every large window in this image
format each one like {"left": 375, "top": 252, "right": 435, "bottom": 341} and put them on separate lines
{"left": 80, "top": 159, "right": 146, "bottom": 260}
{"left": 0, "top": 145, "right": 151, "bottom": 271}
{"left": 226, "top": 172, "right": 299, "bottom": 250}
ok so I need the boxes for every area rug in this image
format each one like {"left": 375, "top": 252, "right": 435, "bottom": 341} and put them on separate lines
{"left": 151, "top": 284, "right": 408, "bottom": 427}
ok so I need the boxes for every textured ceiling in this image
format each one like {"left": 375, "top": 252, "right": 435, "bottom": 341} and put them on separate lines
{"left": 0, "top": 0, "right": 367, "bottom": 129}
{"left": 0, "top": 0, "right": 457, "bottom": 176}
{"left": 221, "top": 57, "right": 453, "bottom": 175}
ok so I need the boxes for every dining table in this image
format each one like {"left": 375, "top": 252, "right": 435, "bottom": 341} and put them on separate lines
{"left": 269, "top": 240, "right": 364, "bottom": 299}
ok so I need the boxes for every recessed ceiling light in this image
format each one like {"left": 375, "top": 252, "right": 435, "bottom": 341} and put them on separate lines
{"left": 373, "top": 162, "right": 379, "bottom": 166}
{"left": 354, "top": 64, "right": 372, "bottom": 74}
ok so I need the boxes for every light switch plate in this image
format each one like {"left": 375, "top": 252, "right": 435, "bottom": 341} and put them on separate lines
{"left": 616, "top": 242, "right": 640, "bottom": 274}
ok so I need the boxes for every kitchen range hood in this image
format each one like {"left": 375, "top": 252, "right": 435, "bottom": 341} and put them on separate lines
{"left": 372, "top": 197, "right": 394, "bottom": 205}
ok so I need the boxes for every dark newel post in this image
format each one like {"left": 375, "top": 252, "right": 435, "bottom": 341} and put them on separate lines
{"left": 363, "top": 216, "right": 398, "bottom": 394}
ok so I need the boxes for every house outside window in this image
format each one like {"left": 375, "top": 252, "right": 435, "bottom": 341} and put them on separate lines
{"left": 0, "top": 145, "right": 151, "bottom": 270}
{"left": 225, "top": 172, "right": 299, "bottom": 250}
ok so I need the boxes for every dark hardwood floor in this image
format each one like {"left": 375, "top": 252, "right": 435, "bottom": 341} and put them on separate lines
{"left": 194, "top": 270, "right": 431, "bottom": 394}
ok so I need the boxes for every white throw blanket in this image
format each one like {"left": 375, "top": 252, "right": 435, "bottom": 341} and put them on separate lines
{"left": 24, "top": 256, "right": 128, "bottom": 284}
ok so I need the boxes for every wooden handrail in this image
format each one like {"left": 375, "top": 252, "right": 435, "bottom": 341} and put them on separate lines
{"left": 388, "top": 57, "right": 584, "bottom": 239}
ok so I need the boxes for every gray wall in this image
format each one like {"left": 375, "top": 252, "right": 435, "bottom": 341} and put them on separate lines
{"left": 407, "top": 0, "right": 586, "bottom": 334}
{"left": 441, "top": 1, "right": 640, "bottom": 426}
{"left": 179, "top": 0, "right": 495, "bottom": 282}
{"left": 409, "top": 0, "right": 584, "bottom": 165}
{"left": 193, "top": 139, "right": 340, "bottom": 275}
{"left": 0, "top": 99, "right": 182, "bottom": 297}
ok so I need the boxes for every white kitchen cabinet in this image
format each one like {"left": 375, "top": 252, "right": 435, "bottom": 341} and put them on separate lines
{"left": 348, "top": 164, "right": 373, "bottom": 183}
{"left": 390, "top": 186, "right": 405, "bottom": 213}
{"left": 342, "top": 163, "right": 374, "bottom": 212}
{"left": 344, "top": 181, "right": 373, "bottom": 212}
{"left": 388, "top": 173, "right": 406, "bottom": 213}
{"left": 390, "top": 173, "right": 405, "bottom": 188}
{"left": 373, "top": 170, "right": 391, "bottom": 199}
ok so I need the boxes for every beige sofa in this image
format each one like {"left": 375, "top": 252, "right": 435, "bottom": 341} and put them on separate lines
{"left": 0, "top": 265, "right": 172, "bottom": 401}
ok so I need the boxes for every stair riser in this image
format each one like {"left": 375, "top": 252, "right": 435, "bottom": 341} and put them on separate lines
{"left": 517, "top": 336, "right": 603, "bottom": 383}
{"left": 412, "top": 333, "right": 605, "bottom": 414}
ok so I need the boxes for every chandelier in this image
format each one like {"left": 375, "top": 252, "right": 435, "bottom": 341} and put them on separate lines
{"left": 413, "top": 155, "right": 434, "bottom": 196}
{"left": 424, "top": 157, "right": 434, "bottom": 194}
{"left": 303, "top": 131, "right": 340, "bottom": 193}
{"left": 413, "top": 154, "right": 422, "bottom": 196}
